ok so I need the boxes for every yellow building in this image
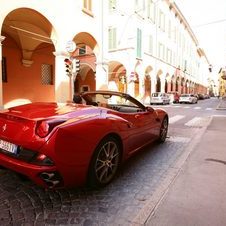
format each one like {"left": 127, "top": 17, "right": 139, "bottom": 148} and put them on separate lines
{"left": 218, "top": 68, "right": 226, "bottom": 97}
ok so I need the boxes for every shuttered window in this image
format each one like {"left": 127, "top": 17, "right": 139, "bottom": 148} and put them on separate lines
{"left": 136, "top": 28, "right": 142, "bottom": 58}
{"left": 41, "top": 64, "right": 53, "bottom": 85}
{"left": 108, "top": 27, "right": 117, "bottom": 50}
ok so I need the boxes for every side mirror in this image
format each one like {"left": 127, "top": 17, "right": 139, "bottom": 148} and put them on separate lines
{"left": 146, "top": 106, "right": 154, "bottom": 112}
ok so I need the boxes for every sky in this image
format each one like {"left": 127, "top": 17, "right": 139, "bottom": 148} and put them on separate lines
{"left": 174, "top": 0, "right": 226, "bottom": 75}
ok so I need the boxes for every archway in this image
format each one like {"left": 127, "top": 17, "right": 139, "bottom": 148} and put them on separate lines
{"left": 176, "top": 77, "right": 180, "bottom": 93}
{"left": 72, "top": 32, "right": 98, "bottom": 93}
{"left": 181, "top": 77, "right": 185, "bottom": 94}
{"left": 144, "top": 66, "right": 153, "bottom": 98}
{"left": 156, "top": 70, "right": 163, "bottom": 92}
{"left": 1, "top": 8, "right": 57, "bottom": 107}
{"left": 108, "top": 61, "right": 127, "bottom": 92}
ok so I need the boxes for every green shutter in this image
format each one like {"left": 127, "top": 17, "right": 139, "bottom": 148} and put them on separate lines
{"left": 136, "top": 28, "right": 142, "bottom": 58}
{"left": 108, "top": 27, "right": 117, "bottom": 50}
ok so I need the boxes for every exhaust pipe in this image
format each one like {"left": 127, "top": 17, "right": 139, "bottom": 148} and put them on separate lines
{"left": 40, "top": 171, "right": 62, "bottom": 188}
{"left": 40, "top": 172, "right": 55, "bottom": 180}
{"left": 45, "top": 180, "right": 60, "bottom": 188}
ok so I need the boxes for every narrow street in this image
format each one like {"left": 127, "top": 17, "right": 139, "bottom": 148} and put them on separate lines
{"left": 0, "top": 98, "right": 223, "bottom": 225}
{"left": 145, "top": 99, "right": 226, "bottom": 226}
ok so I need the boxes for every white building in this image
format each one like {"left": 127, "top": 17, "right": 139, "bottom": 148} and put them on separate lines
{"left": 0, "top": 0, "right": 210, "bottom": 108}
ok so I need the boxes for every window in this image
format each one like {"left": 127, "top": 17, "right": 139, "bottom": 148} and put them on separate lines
{"left": 168, "top": 20, "right": 171, "bottom": 39}
{"left": 159, "top": 10, "right": 165, "bottom": 31}
{"left": 82, "top": 85, "right": 89, "bottom": 92}
{"left": 109, "top": 0, "right": 117, "bottom": 11}
{"left": 184, "top": 60, "right": 187, "bottom": 72}
{"left": 135, "top": 0, "right": 144, "bottom": 12}
{"left": 79, "top": 45, "right": 86, "bottom": 55}
{"left": 147, "top": 0, "right": 155, "bottom": 22}
{"left": 83, "top": 0, "right": 92, "bottom": 11}
{"left": 41, "top": 64, "right": 53, "bottom": 85}
{"left": 2, "top": 57, "right": 7, "bottom": 82}
{"left": 148, "top": 35, "right": 153, "bottom": 54}
{"left": 173, "top": 26, "right": 177, "bottom": 42}
{"left": 166, "top": 48, "right": 172, "bottom": 64}
{"left": 136, "top": 28, "right": 142, "bottom": 58}
{"left": 108, "top": 27, "right": 117, "bottom": 50}
{"left": 158, "top": 43, "right": 165, "bottom": 60}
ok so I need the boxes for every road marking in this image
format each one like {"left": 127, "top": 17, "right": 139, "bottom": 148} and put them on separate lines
{"left": 169, "top": 115, "right": 185, "bottom": 124}
{"left": 185, "top": 117, "right": 202, "bottom": 127}
{"left": 205, "top": 108, "right": 213, "bottom": 110}
{"left": 184, "top": 106, "right": 190, "bottom": 108}
{"left": 167, "top": 136, "right": 191, "bottom": 143}
{"left": 193, "top": 106, "right": 201, "bottom": 109}
{"left": 213, "top": 114, "right": 226, "bottom": 117}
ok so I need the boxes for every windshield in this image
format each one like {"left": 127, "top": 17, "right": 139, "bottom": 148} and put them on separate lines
{"left": 78, "top": 91, "right": 147, "bottom": 113}
{"left": 152, "top": 93, "right": 161, "bottom": 97}
{"left": 81, "top": 93, "right": 138, "bottom": 107}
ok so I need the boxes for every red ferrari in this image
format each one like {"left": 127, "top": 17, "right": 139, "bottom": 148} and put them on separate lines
{"left": 0, "top": 91, "right": 168, "bottom": 189}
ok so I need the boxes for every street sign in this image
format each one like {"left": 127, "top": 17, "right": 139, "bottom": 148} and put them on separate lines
{"left": 66, "top": 40, "right": 76, "bottom": 53}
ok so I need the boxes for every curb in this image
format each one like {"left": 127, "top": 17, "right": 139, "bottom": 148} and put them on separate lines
{"left": 131, "top": 117, "right": 213, "bottom": 225}
{"left": 216, "top": 99, "right": 226, "bottom": 110}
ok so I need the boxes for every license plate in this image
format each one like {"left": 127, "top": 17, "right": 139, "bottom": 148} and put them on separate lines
{"left": 0, "top": 139, "right": 17, "bottom": 154}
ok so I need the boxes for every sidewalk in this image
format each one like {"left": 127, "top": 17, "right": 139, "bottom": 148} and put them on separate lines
{"left": 145, "top": 113, "right": 226, "bottom": 225}
{"left": 216, "top": 96, "right": 226, "bottom": 110}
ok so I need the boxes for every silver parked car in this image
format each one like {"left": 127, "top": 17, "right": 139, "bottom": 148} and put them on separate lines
{"left": 179, "top": 94, "right": 198, "bottom": 104}
{"left": 150, "top": 92, "right": 170, "bottom": 105}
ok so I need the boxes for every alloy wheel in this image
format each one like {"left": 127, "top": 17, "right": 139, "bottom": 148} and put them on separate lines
{"left": 159, "top": 117, "right": 168, "bottom": 143}
{"left": 88, "top": 137, "right": 121, "bottom": 188}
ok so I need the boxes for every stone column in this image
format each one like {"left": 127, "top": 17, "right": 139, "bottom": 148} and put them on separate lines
{"left": 151, "top": 77, "right": 156, "bottom": 93}
{"left": 160, "top": 77, "right": 165, "bottom": 93}
{"left": 139, "top": 76, "right": 145, "bottom": 103}
{"left": 95, "top": 61, "right": 108, "bottom": 90}
{"left": 53, "top": 51, "right": 71, "bottom": 103}
{"left": 0, "top": 36, "right": 5, "bottom": 109}
{"left": 167, "top": 81, "right": 171, "bottom": 92}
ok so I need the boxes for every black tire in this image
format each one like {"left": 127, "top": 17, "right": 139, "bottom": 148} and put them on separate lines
{"left": 88, "top": 136, "right": 121, "bottom": 188}
{"left": 158, "top": 117, "right": 168, "bottom": 143}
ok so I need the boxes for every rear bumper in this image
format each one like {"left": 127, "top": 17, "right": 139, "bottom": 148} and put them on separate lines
{"left": 150, "top": 99, "right": 163, "bottom": 104}
{"left": 0, "top": 152, "right": 59, "bottom": 188}
{"left": 179, "top": 99, "right": 192, "bottom": 103}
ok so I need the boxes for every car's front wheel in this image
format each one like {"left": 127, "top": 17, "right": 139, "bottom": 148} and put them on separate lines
{"left": 88, "top": 136, "right": 121, "bottom": 188}
{"left": 158, "top": 117, "right": 168, "bottom": 143}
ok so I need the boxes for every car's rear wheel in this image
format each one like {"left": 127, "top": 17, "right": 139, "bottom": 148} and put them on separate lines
{"left": 88, "top": 136, "right": 121, "bottom": 188}
{"left": 158, "top": 117, "right": 168, "bottom": 143}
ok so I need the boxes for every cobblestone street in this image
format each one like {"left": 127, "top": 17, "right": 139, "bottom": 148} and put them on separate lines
{"left": 0, "top": 125, "right": 200, "bottom": 226}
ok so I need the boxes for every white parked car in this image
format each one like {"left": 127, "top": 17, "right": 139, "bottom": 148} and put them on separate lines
{"left": 179, "top": 94, "right": 198, "bottom": 104}
{"left": 150, "top": 92, "right": 170, "bottom": 105}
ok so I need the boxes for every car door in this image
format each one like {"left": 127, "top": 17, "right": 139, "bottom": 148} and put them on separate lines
{"left": 119, "top": 109, "right": 160, "bottom": 154}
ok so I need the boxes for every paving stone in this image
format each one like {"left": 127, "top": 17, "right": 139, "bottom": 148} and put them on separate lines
{"left": 0, "top": 126, "right": 203, "bottom": 225}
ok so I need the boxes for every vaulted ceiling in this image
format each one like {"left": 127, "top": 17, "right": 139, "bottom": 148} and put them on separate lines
{"left": 2, "top": 8, "right": 55, "bottom": 66}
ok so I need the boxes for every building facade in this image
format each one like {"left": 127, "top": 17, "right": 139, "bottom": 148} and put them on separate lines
{"left": 0, "top": 0, "right": 210, "bottom": 108}
{"left": 218, "top": 67, "right": 226, "bottom": 97}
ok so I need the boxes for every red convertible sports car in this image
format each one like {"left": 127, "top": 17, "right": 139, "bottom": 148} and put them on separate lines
{"left": 0, "top": 90, "right": 168, "bottom": 189}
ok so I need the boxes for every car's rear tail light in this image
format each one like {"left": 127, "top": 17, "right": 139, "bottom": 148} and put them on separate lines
{"left": 36, "top": 121, "right": 49, "bottom": 138}
{"left": 36, "top": 119, "right": 66, "bottom": 138}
